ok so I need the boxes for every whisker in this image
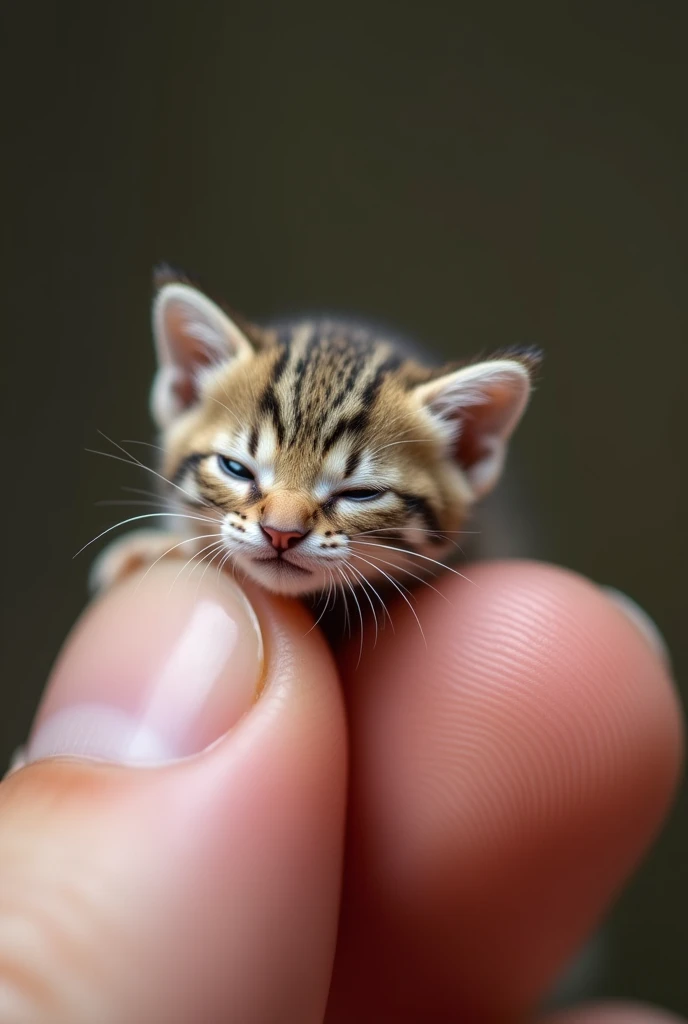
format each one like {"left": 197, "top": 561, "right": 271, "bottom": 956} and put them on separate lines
{"left": 348, "top": 551, "right": 426, "bottom": 647}
{"left": 122, "top": 486, "right": 170, "bottom": 500}
{"left": 237, "top": 361, "right": 260, "bottom": 409}
{"left": 206, "top": 394, "right": 244, "bottom": 431}
{"left": 342, "top": 558, "right": 395, "bottom": 632}
{"left": 353, "top": 526, "right": 472, "bottom": 556}
{"left": 346, "top": 551, "right": 414, "bottom": 602}
{"left": 353, "top": 527, "right": 480, "bottom": 537}
{"left": 86, "top": 447, "right": 215, "bottom": 512}
{"left": 74, "top": 512, "right": 223, "bottom": 559}
{"left": 194, "top": 542, "right": 227, "bottom": 595}
{"left": 369, "top": 438, "right": 430, "bottom": 457}
{"left": 357, "top": 566, "right": 394, "bottom": 633}
{"left": 91, "top": 430, "right": 217, "bottom": 513}
{"left": 338, "top": 565, "right": 364, "bottom": 666}
{"left": 337, "top": 569, "right": 351, "bottom": 639}
{"left": 305, "top": 575, "right": 334, "bottom": 635}
{"left": 120, "top": 439, "right": 165, "bottom": 452}
{"left": 343, "top": 560, "right": 380, "bottom": 646}
{"left": 350, "top": 546, "right": 452, "bottom": 604}
{"left": 354, "top": 540, "right": 477, "bottom": 587}
{"left": 114, "top": 488, "right": 221, "bottom": 520}
{"left": 216, "top": 547, "right": 235, "bottom": 585}
{"left": 169, "top": 539, "right": 225, "bottom": 594}
{"left": 133, "top": 532, "right": 221, "bottom": 593}
{"left": 95, "top": 499, "right": 171, "bottom": 509}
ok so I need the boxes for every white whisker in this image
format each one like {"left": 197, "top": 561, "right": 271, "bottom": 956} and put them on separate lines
{"left": 360, "top": 567, "right": 394, "bottom": 632}
{"left": 350, "top": 545, "right": 452, "bottom": 604}
{"left": 91, "top": 430, "right": 218, "bottom": 513}
{"left": 306, "top": 579, "right": 332, "bottom": 634}
{"left": 121, "top": 439, "right": 165, "bottom": 452}
{"left": 337, "top": 570, "right": 351, "bottom": 639}
{"left": 354, "top": 540, "right": 477, "bottom": 586}
{"left": 338, "top": 565, "right": 364, "bottom": 666}
{"left": 207, "top": 394, "right": 244, "bottom": 431}
{"left": 95, "top": 499, "right": 172, "bottom": 509}
{"left": 194, "top": 543, "right": 227, "bottom": 595}
{"left": 133, "top": 532, "right": 221, "bottom": 593}
{"left": 74, "top": 512, "right": 222, "bottom": 559}
{"left": 354, "top": 526, "right": 480, "bottom": 537}
{"left": 216, "top": 548, "right": 235, "bottom": 585}
{"left": 122, "top": 486, "right": 169, "bottom": 500}
{"left": 169, "top": 539, "right": 226, "bottom": 594}
{"left": 343, "top": 560, "right": 380, "bottom": 646}
{"left": 348, "top": 551, "right": 426, "bottom": 647}
{"left": 369, "top": 438, "right": 429, "bottom": 457}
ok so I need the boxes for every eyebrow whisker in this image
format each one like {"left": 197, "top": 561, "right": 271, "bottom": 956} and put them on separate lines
{"left": 88, "top": 431, "right": 219, "bottom": 514}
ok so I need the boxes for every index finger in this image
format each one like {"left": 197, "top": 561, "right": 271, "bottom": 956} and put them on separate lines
{"left": 328, "top": 562, "right": 682, "bottom": 1023}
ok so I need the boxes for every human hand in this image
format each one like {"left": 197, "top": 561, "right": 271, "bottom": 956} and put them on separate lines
{"left": 0, "top": 561, "right": 682, "bottom": 1023}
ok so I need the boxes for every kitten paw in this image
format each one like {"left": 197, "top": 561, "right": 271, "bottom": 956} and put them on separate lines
{"left": 89, "top": 529, "right": 200, "bottom": 595}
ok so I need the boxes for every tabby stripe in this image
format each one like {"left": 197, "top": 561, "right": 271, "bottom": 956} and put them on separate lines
{"left": 258, "top": 345, "right": 289, "bottom": 447}
{"left": 171, "top": 452, "right": 210, "bottom": 485}
{"left": 398, "top": 492, "right": 441, "bottom": 534}
{"left": 271, "top": 345, "right": 289, "bottom": 385}
{"left": 325, "top": 354, "right": 399, "bottom": 434}
{"left": 259, "top": 384, "right": 285, "bottom": 446}
{"left": 362, "top": 354, "right": 403, "bottom": 406}
{"left": 248, "top": 423, "right": 259, "bottom": 458}
{"left": 344, "top": 447, "right": 362, "bottom": 478}
{"left": 198, "top": 491, "right": 229, "bottom": 511}
{"left": 289, "top": 332, "right": 319, "bottom": 441}
{"left": 322, "top": 409, "right": 370, "bottom": 453}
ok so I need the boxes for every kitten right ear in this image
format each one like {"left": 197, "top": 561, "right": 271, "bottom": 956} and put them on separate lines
{"left": 151, "top": 282, "right": 254, "bottom": 428}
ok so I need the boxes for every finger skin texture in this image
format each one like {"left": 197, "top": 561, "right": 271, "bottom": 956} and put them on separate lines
{"left": 0, "top": 569, "right": 347, "bottom": 1024}
{"left": 328, "top": 561, "right": 683, "bottom": 1023}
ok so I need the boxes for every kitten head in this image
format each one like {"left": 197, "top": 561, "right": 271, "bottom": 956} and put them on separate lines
{"left": 151, "top": 276, "right": 538, "bottom": 595}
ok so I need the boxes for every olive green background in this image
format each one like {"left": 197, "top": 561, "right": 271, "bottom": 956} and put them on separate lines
{"left": 2, "top": 2, "right": 686, "bottom": 1013}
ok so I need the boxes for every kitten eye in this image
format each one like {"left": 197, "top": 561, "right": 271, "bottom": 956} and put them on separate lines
{"left": 337, "top": 488, "right": 385, "bottom": 502}
{"left": 218, "top": 455, "right": 255, "bottom": 481}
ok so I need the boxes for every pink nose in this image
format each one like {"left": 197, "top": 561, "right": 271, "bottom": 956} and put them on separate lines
{"left": 260, "top": 525, "right": 308, "bottom": 551}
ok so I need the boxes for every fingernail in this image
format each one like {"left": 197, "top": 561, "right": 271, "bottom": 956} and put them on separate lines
{"left": 25, "top": 564, "right": 264, "bottom": 766}
{"left": 602, "top": 586, "right": 671, "bottom": 668}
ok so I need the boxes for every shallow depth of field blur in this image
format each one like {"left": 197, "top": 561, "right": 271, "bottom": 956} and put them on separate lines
{"left": 2, "top": 4, "right": 686, "bottom": 1014}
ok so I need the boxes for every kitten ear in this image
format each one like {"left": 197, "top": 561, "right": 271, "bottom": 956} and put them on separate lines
{"left": 150, "top": 282, "right": 254, "bottom": 428}
{"left": 414, "top": 358, "right": 534, "bottom": 499}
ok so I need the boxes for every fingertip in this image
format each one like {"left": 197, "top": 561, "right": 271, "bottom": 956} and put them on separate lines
{"left": 332, "top": 560, "right": 682, "bottom": 1022}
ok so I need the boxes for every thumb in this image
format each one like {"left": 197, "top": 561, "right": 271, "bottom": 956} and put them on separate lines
{"left": 0, "top": 566, "right": 346, "bottom": 1024}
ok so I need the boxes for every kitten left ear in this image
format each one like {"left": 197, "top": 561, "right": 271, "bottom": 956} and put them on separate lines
{"left": 414, "top": 358, "right": 534, "bottom": 498}
{"left": 151, "top": 282, "right": 254, "bottom": 428}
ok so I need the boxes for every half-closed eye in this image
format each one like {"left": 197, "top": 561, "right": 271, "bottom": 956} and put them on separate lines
{"left": 336, "top": 488, "right": 386, "bottom": 501}
{"left": 218, "top": 456, "right": 255, "bottom": 482}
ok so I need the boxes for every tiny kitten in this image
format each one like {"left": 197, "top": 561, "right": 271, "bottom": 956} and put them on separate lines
{"left": 91, "top": 269, "right": 539, "bottom": 600}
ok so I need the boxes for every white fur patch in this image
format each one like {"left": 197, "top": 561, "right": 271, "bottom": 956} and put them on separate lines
{"left": 255, "top": 425, "right": 277, "bottom": 488}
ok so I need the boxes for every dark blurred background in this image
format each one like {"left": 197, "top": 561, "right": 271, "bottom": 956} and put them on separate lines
{"left": 1, "top": 2, "right": 686, "bottom": 1013}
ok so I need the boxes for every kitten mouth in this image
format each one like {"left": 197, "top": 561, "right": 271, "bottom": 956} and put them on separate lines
{"left": 251, "top": 556, "right": 313, "bottom": 575}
